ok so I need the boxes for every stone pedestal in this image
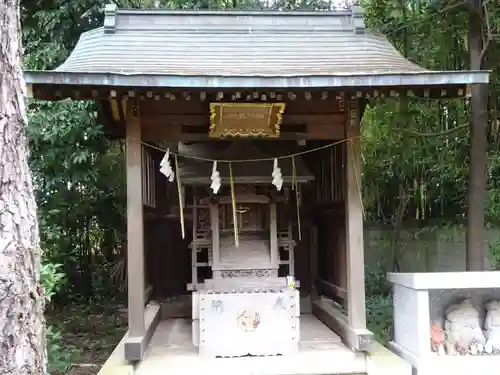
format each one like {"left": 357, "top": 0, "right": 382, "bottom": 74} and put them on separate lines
{"left": 387, "top": 272, "right": 500, "bottom": 375}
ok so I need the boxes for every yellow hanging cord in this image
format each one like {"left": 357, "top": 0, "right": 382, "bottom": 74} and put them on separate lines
{"left": 296, "top": 185, "right": 302, "bottom": 241}
{"left": 229, "top": 162, "right": 239, "bottom": 247}
{"left": 174, "top": 154, "right": 185, "bottom": 239}
{"left": 349, "top": 139, "right": 366, "bottom": 220}
{"left": 292, "top": 156, "right": 302, "bottom": 241}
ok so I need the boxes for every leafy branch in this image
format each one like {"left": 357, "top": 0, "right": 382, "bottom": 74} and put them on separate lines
{"left": 393, "top": 124, "right": 469, "bottom": 137}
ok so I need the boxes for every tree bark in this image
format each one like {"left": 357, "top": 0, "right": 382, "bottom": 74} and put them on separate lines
{"left": 0, "top": 0, "right": 48, "bottom": 374}
{"left": 466, "top": 0, "right": 489, "bottom": 271}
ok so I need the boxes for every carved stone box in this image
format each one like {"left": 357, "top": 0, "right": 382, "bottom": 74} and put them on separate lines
{"left": 387, "top": 272, "right": 500, "bottom": 375}
{"left": 194, "top": 288, "right": 300, "bottom": 358}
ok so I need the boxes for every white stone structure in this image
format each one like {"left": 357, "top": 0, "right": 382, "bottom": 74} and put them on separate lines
{"left": 388, "top": 272, "right": 500, "bottom": 375}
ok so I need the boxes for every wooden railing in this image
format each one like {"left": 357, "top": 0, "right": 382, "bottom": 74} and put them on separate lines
{"left": 316, "top": 277, "right": 347, "bottom": 301}
{"left": 313, "top": 143, "right": 345, "bottom": 205}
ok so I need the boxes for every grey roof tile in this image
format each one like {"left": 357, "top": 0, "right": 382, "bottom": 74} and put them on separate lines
{"left": 55, "top": 7, "right": 426, "bottom": 77}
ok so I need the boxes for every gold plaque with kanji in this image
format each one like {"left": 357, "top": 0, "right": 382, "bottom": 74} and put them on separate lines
{"left": 209, "top": 102, "right": 286, "bottom": 138}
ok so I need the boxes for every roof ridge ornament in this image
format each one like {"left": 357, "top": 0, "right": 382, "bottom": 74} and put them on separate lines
{"left": 351, "top": 5, "right": 365, "bottom": 35}
{"left": 104, "top": 3, "right": 117, "bottom": 34}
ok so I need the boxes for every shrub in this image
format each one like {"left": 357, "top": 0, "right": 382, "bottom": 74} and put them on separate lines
{"left": 41, "top": 262, "right": 74, "bottom": 373}
{"left": 365, "top": 264, "right": 393, "bottom": 344}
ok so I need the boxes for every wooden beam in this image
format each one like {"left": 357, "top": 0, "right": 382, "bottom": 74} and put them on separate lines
{"left": 344, "top": 99, "right": 367, "bottom": 330}
{"left": 26, "top": 84, "right": 33, "bottom": 98}
{"left": 99, "top": 334, "right": 134, "bottom": 374}
{"left": 126, "top": 98, "right": 146, "bottom": 339}
{"left": 210, "top": 204, "right": 220, "bottom": 270}
{"left": 338, "top": 222, "right": 348, "bottom": 304}
{"left": 312, "top": 298, "right": 373, "bottom": 352}
{"left": 143, "top": 113, "right": 345, "bottom": 126}
{"left": 270, "top": 203, "right": 278, "bottom": 269}
{"left": 181, "top": 123, "right": 307, "bottom": 135}
{"left": 309, "top": 224, "right": 319, "bottom": 302}
{"left": 145, "top": 284, "right": 153, "bottom": 302}
{"left": 138, "top": 95, "right": 345, "bottom": 114}
{"left": 140, "top": 114, "right": 345, "bottom": 140}
{"left": 316, "top": 278, "right": 347, "bottom": 301}
{"left": 124, "top": 302, "right": 161, "bottom": 361}
{"left": 32, "top": 86, "right": 470, "bottom": 102}
{"left": 306, "top": 120, "right": 344, "bottom": 140}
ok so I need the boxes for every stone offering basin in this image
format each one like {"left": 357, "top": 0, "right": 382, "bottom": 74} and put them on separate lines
{"left": 387, "top": 272, "right": 500, "bottom": 375}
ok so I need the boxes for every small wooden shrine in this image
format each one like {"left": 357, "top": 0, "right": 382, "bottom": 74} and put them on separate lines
{"left": 24, "top": 4, "right": 489, "bottom": 375}
{"left": 178, "top": 141, "right": 313, "bottom": 356}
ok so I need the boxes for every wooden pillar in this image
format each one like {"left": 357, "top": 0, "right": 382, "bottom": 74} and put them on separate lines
{"left": 191, "top": 193, "right": 198, "bottom": 286}
{"left": 210, "top": 203, "right": 220, "bottom": 272}
{"left": 344, "top": 99, "right": 367, "bottom": 330}
{"left": 309, "top": 224, "right": 319, "bottom": 301}
{"left": 126, "top": 98, "right": 146, "bottom": 337}
{"left": 270, "top": 202, "right": 278, "bottom": 270}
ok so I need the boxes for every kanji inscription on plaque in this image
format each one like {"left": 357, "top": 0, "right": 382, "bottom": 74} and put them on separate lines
{"left": 209, "top": 102, "right": 286, "bottom": 138}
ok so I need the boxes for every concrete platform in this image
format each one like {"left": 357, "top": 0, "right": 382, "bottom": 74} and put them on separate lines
{"left": 134, "top": 315, "right": 367, "bottom": 375}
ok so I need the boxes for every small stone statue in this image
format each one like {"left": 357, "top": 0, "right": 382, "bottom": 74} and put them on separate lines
{"left": 430, "top": 323, "right": 446, "bottom": 355}
{"left": 444, "top": 298, "right": 486, "bottom": 355}
{"left": 484, "top": 300, "right": 500, "bottom": 354}
{"left": 484, "top": 340, "right": 494, "bottom": 354}
{"left": 470, "top": 339, "right": 485, "bottom": 355}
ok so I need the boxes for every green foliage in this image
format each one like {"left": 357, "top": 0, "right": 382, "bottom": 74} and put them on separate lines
{"left": 41, "top": 261, "right": 74, "bottom": 374}
{"left": 489, "top": 241, "right": 500, "bottom": 269}
{"left": 46, "top": 325, "right": 75, "bottom": 374}
{"left": 23, "top": 0, "right": 128, "bottom": 300}
{"left": 27, "top": 98, "right": 127, "bottom": 301}
{"left": 366, "top": 294, "right": 393, "bottom": 344}
{"left": 365, "top": 265, "right": 393, "bottom": 344}
{"left": 41, "top": 263, "right": 66, "bottom": 303}
{"left": 364, "top": 263, "right": 391, "bottom": 297}
{"left": 22, "top": 2, "right": 130, "bottom": 371}
{"left": 360, "top": 0, "right": 500, "bottom": 224}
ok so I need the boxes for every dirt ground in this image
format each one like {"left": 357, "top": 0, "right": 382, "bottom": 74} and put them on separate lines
{"left": 47, "top": 303, "right": 127, "bottom": 375}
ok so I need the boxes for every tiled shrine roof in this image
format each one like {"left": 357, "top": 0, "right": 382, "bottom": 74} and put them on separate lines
{"left": 24, "top": 4, "right": 489, "bottom": 93}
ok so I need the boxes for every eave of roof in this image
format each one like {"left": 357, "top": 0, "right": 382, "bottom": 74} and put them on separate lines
{"left": 24, "top": 70, "right": 490, "bottom": 89}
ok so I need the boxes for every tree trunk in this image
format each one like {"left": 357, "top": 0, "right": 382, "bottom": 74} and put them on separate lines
{"left": 0, "top": 0, "right": 48, "bottom": 374}
{"left": 390, "top": 183, "right": 409, "bottom": 272}
{"left": 466, "top": 0, "right": 488, "bottom": 271}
